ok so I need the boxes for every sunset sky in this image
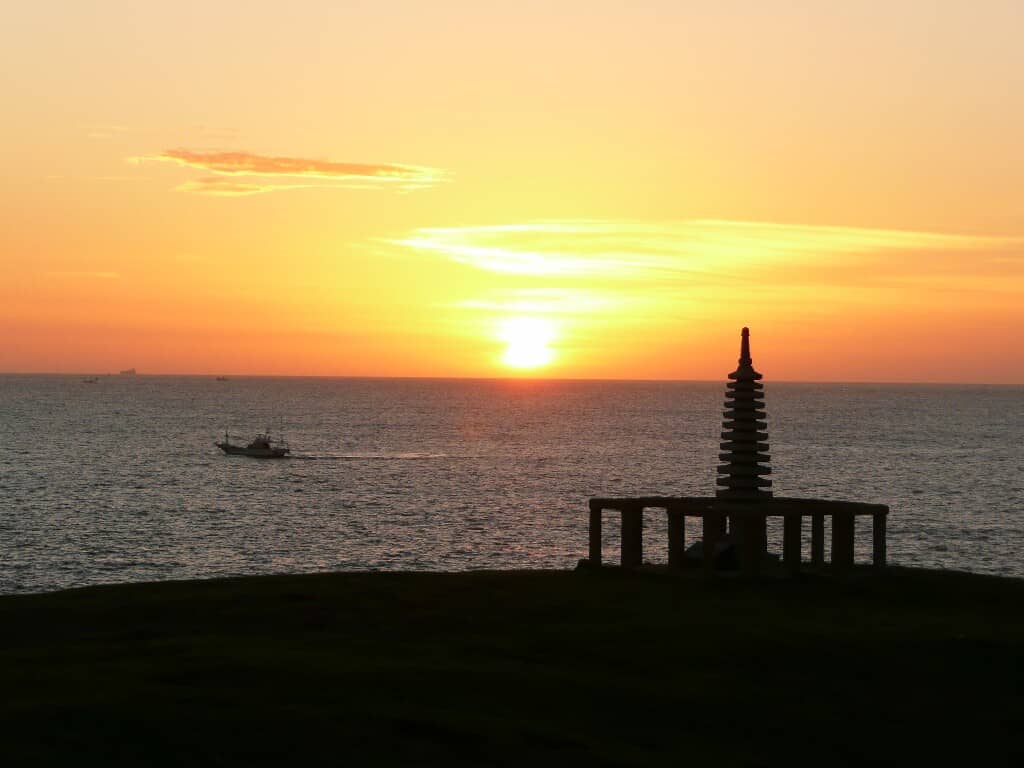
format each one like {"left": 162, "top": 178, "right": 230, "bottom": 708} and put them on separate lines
{"left": 2, "top": 1, "right": 1022, "bottom": 382}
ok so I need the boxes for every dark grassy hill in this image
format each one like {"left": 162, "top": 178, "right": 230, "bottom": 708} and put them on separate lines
{"left": 2, "top": 567, "right": 1021, "bottom": 766}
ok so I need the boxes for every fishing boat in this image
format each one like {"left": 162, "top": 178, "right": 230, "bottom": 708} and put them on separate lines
{"left": 216, "top": 432, "right": 290, "bottom": 458}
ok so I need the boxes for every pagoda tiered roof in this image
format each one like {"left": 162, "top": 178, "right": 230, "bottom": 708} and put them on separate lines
{"left": 716, "top": 327, "right": 772, "bottom": 499}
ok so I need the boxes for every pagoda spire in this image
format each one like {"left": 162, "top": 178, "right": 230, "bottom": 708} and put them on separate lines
{"left": 739, "top": 326, "right": 751, "bottom": 366}
{"left": 717, "top": 327, "right": 772, "bottom": 499}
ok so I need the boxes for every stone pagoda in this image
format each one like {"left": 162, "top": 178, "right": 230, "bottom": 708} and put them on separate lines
{"left": 586, "top": 327, "right": 890, "bottom": 578}
{"left": 717, "top": 327, "right": 772, "bottom": 501}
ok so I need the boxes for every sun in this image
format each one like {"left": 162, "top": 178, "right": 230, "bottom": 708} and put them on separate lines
{"left": 498, "top": 316, "right": 556, "bottom": 369}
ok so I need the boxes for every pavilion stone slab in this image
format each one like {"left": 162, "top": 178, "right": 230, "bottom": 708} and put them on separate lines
{"left": 585, "top": 328, "right": 889, "bottom": 578}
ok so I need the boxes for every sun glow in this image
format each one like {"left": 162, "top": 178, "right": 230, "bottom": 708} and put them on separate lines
{"left": 498, "top": 317, "right": 556, "bottom": 369}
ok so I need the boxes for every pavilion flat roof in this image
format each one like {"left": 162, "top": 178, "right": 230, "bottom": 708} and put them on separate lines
{"left": 589, "top": 496, "right": 889, "bottom": 516}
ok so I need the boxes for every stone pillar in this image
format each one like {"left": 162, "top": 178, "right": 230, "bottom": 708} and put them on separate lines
{"left": 738, "top": 513, "right": 764, "bottom": 579}
{"left": 621, "top": 506, "right": 643, "bottom": 569}
{"left": 709, "top": 513, "right": 727, "bottom": 539}
{"left": 667, "top": 508, "right": 685, "bottom": 570}
{"left": 702, "top": 512, "right": 723, "bottom": 577}
{"left": 832, "top": 512, "right": 855, "bottom": 576}
{"left": 783, "top": 513, "right": 802, "bottom": 574}
{"left": 589, "top": 504, "right": 602, "bottom": 567}
{"left": 873, "top": 511, "right": 887, "bottom": 570}
{"left": 811, "top": 513, "right": 825, "bottom": 567}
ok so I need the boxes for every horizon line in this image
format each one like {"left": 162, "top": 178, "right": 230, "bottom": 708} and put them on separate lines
{"left": 1, "top": 371, "right": 1020, "bottom": 387}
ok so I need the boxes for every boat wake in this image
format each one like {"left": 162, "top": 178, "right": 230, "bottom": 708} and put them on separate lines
{"left": 290, "top": 452, "right": 450, "bottom": 461}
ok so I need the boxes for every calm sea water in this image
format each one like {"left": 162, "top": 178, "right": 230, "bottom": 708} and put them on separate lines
{"left": 0, "top": 375, "right": 1020, "bottom": 593}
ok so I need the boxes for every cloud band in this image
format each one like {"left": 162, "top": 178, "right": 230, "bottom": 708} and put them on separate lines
{"left": 133, "top": 149, "right": 446, "bottom": 195}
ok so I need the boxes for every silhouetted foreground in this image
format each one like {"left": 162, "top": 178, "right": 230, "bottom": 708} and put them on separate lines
{"left": 2, "top": 568, "right": 1021, "bottom": 766}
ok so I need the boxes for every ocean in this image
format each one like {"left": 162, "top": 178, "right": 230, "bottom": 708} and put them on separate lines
{"left": 0, "top": 375, "right": 1020, "bottom": 594}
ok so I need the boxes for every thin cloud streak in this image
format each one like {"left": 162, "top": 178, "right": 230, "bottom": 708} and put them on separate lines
{"left": 177, "top": 177, "right": 412, "bottom": 196}
{"left": 134, "top": 149, "right": 447, "bottom": 195}
{"left": 176, "top": 177, "right": 317, "bottom": 197}
{"left": 85, "top": 124, "right": 130, "bottom": 140}
{"left": 454, "top": 288, "right": 640, "bottom": 316}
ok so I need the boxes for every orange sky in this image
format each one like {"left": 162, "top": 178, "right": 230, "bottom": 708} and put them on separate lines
{"left": 1, "top": 1, "right": 1022, "bottom": 382}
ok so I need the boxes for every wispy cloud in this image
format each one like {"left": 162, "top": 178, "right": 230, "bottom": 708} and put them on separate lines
{"left": 158, "top": 149, "right": 436, "bottom": 181}
{"left": 386, "top": 219, "right": 1024, "bottom": 335}
{"left": 133, "top": 149, "right": 447, "bottom": 195}
{"left": 389, "top": 220, "right": 1019, "bottom": 282}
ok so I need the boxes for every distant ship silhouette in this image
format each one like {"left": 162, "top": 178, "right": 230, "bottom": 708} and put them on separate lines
{"left": 119, "top": 368, "right": 137, "bottom": 376}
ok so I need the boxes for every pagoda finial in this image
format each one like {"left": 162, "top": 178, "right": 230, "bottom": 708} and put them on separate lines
{"left": 739, "top": 327, "right": 751, "bottom": 366}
